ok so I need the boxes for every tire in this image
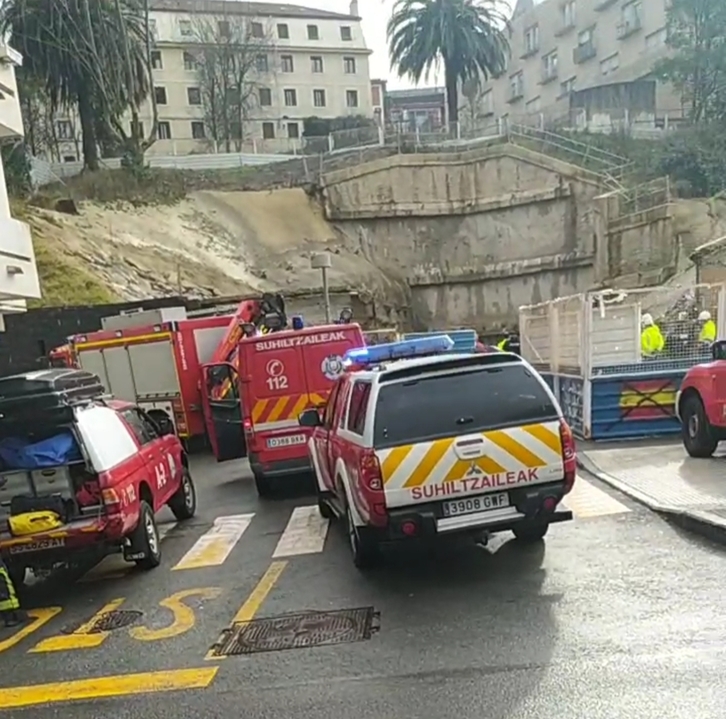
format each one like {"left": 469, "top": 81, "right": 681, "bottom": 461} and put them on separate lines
{"left": 253, "top": 469, "right": 273, "bottom": 498}
{"left": 345, "top": 498, "right": 381, "bottom": 570}
{"left": 168, "top": 467, "right": 197, "bottom": 521}
{"left": 317, "top": 496, "right": 335, "bottom": 520}
{"left": 130, "top": 501, "right": 162, "bottom": 570}
{"left": 513, "top": 522, "right": 549, "bottom": 543}
{"left": 682, "top": 394, "right": 718, "bottom": 458}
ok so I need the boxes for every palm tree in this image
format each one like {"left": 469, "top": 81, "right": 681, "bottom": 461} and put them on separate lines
{"left": 388, "top": 0, "right": 510, "bottom": 130}
{"left": 1, "top": 0, "right": 151, "bottom": 169}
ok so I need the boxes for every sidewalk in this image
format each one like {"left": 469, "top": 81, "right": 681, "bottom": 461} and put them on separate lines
{"left": 577, "top": 439, "right": 726, "bottom": 543}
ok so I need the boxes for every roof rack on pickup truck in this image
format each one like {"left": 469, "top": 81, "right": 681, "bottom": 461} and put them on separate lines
{"left": 0, "top": 369, "right": 106, "bottom": 422}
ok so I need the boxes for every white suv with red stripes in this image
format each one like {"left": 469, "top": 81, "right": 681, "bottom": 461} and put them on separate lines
{"left": 299, "top": 351, "right": 577, "bottom": 569}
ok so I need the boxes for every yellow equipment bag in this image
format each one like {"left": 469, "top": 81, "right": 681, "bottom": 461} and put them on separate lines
{"left": 9, "top": 511, "right": 63, "bottom": 536}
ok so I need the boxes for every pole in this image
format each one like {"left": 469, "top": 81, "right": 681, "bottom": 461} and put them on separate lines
{"left": 322, "top": 267, "right": 331, "bottom": 324}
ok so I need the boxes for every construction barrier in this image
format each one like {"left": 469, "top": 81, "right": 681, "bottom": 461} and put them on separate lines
{"left": 519, "top": 283, "right": 726, "bottom": 440}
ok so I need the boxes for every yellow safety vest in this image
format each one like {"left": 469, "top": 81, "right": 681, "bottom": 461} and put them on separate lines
{"left": 641, "top": 325, "right": 665, "bottom": 356}
{"left": 699, "top": 319, "right": 716, "bottom": 343}
{"left": 497, "top": 338, "right": 507, "bottom": 350}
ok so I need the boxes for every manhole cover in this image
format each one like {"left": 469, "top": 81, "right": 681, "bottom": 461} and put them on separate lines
{"left": 60, "top": 609, "right": 143, "bottom": 635}
{"left": 210, "top": 607, "right": 379, "bottom": 657}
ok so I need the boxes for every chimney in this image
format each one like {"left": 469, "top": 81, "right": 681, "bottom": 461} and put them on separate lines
{"left": 349, "top": 0, "right": 359, "bottom": 16}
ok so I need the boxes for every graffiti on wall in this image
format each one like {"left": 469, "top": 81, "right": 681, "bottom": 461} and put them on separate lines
{"left": 559, "top": 376, "right": 584, "bottom": 437}
{"left": 618, "top": 379, "right": 678, "bottom": 421}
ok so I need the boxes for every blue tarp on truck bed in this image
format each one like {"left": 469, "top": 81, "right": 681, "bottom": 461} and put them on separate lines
{"left": 0, "top": 432, "right": 82, "bottom": 470}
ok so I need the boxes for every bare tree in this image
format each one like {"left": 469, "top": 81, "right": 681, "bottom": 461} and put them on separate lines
{"left": 191, "top": 14, "right": 275, "bottom": 152}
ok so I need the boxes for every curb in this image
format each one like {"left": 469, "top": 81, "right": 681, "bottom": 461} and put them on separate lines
{"left": 577, "top": 453, "right": 726, "bottom": 545}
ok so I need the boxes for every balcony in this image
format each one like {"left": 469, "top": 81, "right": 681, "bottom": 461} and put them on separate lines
{"left": 573, "top": 41, "right": 596, "bottom": 64}
{"left": 617, "top": 16, "right": 642, "bottom": 39}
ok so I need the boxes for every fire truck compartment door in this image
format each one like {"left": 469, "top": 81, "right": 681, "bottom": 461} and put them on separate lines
{"left": 127, "top": 340, "right": 179, "bottom": 398}
{"left": 202, "top": 362, "right": 247, "bottom": 462}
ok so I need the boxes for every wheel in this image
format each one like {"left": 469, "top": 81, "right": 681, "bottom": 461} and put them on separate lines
{"left": 253, "top": 469, "right": 273, "bottom": 498}
{"left": 130, "top": 501, "right": 161, "bottom": 570}
{"left": 513, "top": 522, "right": 549, "bottom": 543}
{"left": 168, "top": 467, "right": 197, "bottom": 521}
{"left": 345, "top": 497, "right": 381, "bottom": 569}
{"left": 682, "top": 394, "right": 718, "bottom": 458}
{"left": 317, "top": 496, "right": 335, "bottom": 520}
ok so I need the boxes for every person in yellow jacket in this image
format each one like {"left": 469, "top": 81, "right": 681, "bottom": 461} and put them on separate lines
{"left": 0, "top": 558, "right": 25, "bottom": 627}
{"left": 641, "top": 313, "right": 665, "bottom": 357}
{"left": 698, "top": 310, "right": 716, "bottom": 344}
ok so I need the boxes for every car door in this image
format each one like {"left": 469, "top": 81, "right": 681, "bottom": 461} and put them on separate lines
{"left": 312, "top": 380, "right": 344, "bottom": 492}
{"left": 328, "top": 379, "right": 352, "bottom": 478}
{"left": 138, "top": 408, "right": 183, "bottom": 502}
{"left": 120, "top": 408, "right": 165, "bottom": 510}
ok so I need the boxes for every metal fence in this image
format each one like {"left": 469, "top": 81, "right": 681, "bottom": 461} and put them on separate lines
{"left": 614, "top": 176, "right": 671, "bottom": 218}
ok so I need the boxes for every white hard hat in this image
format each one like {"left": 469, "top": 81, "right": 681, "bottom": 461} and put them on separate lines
{"left": 699, "top": 310, "right": 712, "bottom": 322}
{"left": 642, "top": 313, "right": 654, "bottom": 326}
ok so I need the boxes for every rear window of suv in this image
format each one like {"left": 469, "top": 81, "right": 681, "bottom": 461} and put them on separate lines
{"left": 373, "top": 364, "right": 558, "bottom": 448}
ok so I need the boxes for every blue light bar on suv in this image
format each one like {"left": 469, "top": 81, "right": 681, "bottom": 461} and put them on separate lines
{"left": 344, "top": 335, "right": 455, "bottom": 366}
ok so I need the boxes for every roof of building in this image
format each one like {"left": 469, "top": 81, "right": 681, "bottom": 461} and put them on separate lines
{"left": 149, "top": 0, "right": 358, "bottom": 21}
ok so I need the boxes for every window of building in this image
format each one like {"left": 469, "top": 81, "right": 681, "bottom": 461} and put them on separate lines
{"left": 340, "top": 25, "right": 352, "bottom": 40}
{"left": 281, "top": 54, "right": 294, "bottom": 72}
{"left": 187, "top": 86, "right": 201, "bottom": 105}
{"left": 259, "top": 87, "right": 272, "bottom": 106}
{"left": 154, "top": 86, "right": 167, "bottom": 105}
{"left": 256, "top": 54, "right": 268, "bottom": 72}
{"left": 157, "top": 121, "right": 172, "bottom": 139}
{"left": 284, "top": 88, "right": 297, "bottom": 106}
{"left": 179, "top": 20, "right": 192, "bottom": 36}
{"left": 526, "top": 96, "right": 541, "bottom": 113}
{"left": 578, "top": 28, "right": 593, "bottom": 46}
{"left": 226, "top": 87, "right": 241, "bottom": 104}
{"left": 56, "top": 120, "right": 73, "bottom": 140}
{"left": 619, "top": 0, "right": 642, "bottom": 35}
{"left": 129, "top": 120, "right": 144, "bottom": 137}
{"left": 63, "top": 155, "right": 76, "bottom": 163}
{"left": 307, "top": 24, "right": 319, "bottom": 40}
{"left": 482, "top": 89, "right": 493, "bottom": 114}
{"left": 277, "top": 23, "right": 289, "bottom": 39}
{"left": 509, "top": 71, "right": 524, "bottom": 100}
{"left": 371, "top": 84, "right": 381, "bottom": 106}
{"left": 250, "top": 21, "right": 264, "bottom": 38}
{"left": 262, "top": 121, "right": 275, "bottom": 139}
{"left": 191, "top": 121, "right": 206, "bottom": 139}
{"left": 560, "top": 76, "right": 576, "bottom": 96}
{"left": 645, "top": 27, "right": 667, "bottom": 49}
{"left": 542, "top": 51, "right": 558, "bottom": 81}
{"left": 151, "top": 50, "right": 162, "bottom": 69}
{"left": 287, "top": 122, "right": 300, "bottom": 139}
{"left": 346, "top": 89, "right": 359, "bottom": 107}
{"left": 313, "top": 88, "right": 326, "bottom": 107}
{"left": 148, "top": 19, "right": 158, "bottom": 41}
{"left": 600, "top": 53, "right": 619, "bottom": 75}
{"left": 561, "top": 0, "right": 576, "bottom": 27}
{"left": 311, "top": 55, "right": 324, "bottom": 73}
{"left": 230, "top": 122, "right": 242, "bottom": 139}
{"left": 344, "top": 56, "right": 356, "bottom": 74}
{"left": 524, "top": 24, "right": 539, "bottom": 54}
{"left": 218, "top": 20, "right": 230, "bottom": 38}
{"left": 183, "top": 51, "right": 197, "bottom": 71}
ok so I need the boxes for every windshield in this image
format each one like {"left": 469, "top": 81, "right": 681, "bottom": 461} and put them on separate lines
{"left": 373, "top": 364, "right": 559, "bottom": 448}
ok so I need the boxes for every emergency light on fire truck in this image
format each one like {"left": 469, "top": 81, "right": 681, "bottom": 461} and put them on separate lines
{"left": 343, "top": 335, "right": 455, "bottom": 367}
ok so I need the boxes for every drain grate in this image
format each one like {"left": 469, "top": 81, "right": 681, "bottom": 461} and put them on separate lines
{"left": 60, "top": 609, "right": 143, "bottom": 635}
{"left": 210, "top": 607, "right": 380, "bottom": 657}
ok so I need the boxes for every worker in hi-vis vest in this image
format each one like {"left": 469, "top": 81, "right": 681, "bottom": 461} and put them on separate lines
{"left": 698, "top": 310, "right": 716, "bottom": 345}
{"left": 641, "top": 313, "right": 665, "bottom": 358}
{"left": 0, "top": 558, "right": 25, "bottom": 627}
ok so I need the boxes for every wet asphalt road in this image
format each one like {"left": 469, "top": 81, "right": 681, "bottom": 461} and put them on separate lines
{"left": 3, "top": 456, "right": 726, "bottom": 718}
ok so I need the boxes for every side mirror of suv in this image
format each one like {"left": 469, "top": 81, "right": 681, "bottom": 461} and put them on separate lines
{"left": 155, "top": 416, "right": 175, "bottom": 436}
{"left": 299, "top": 408, "right": 322, "bottom": 428}
{"left": 712, "top": 340, "right": 726, "bottom": 361}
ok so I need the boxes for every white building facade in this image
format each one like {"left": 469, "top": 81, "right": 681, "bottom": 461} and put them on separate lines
{"left": 54, "top": 0, "right": 374, "bottom": 158}
{"left": 0, "top": 42, "right": 41, "bottom": 325}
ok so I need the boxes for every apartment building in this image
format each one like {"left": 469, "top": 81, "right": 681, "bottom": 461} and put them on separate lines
{"left": 0, "top": 42, "right": 41, "bottom": 325}
{"left": 476, "top": 0, "right": 678, "bottom": 128}
{"left": 53, "top": 0, "right": 373, "bottom": 159}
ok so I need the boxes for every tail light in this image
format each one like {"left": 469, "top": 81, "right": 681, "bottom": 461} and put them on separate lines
{"left": 172, "top": 399, "right": 188, "bottom": 436}
{"left": 560, "top": 420, "right": 576, "bottom": 495}
{"left": 101, "top": 488, "right": 123, "bottom": 513}
{"left": 359, "top": 450, "right": 383, "bottom": 491}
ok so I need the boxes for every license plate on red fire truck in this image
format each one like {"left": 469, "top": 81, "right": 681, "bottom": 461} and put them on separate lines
{"left": 266, "top": 434, "right": 307, "bottom": 449}
{"left": 442, "top": 492, "right": 509, "bottom": 517}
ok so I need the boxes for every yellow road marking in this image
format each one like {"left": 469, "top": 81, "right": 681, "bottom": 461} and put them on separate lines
{"left": 205, "top": 560, "right": 287, "bottom": 661}
{"left": 172, "top": 514, "right": 253, "bottom": 571}
{"left": 0, "top": 667, "right": 219, "bottom": 709}
{"left": 31, "top": 598, "right": 125, "bottom": 653}
{"left": 129, "top": 587, "right": 221, "bottom": 642}
{"left": 0, "top": 608, "right": 61, "bottom": 655}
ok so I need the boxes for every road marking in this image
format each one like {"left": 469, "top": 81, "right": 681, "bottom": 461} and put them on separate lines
{"left": 563, "top": 477, "right": 631, "bottom": 518}
{"left": 0, "top": 667, "right": 219, "bottom": 709}
{"left": 205, "top": 560, "right": 287, "bottom": 661}
{"left": 172, "top": 514, "right": 254, "bottom": 570}
{"left": 78, "top": 520, "right": 178, "bottom": 583}
{"left": 129, "top": 587, "right": 222, "bottom": 642}
{"left": 273, "top": 505, "right": 329, "bottom": 558}
{"left": 30, "top": 598, "right": 125, "bottom": 653}
{"left": 0, "top": 608, "right": 62, "bottom": 655}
